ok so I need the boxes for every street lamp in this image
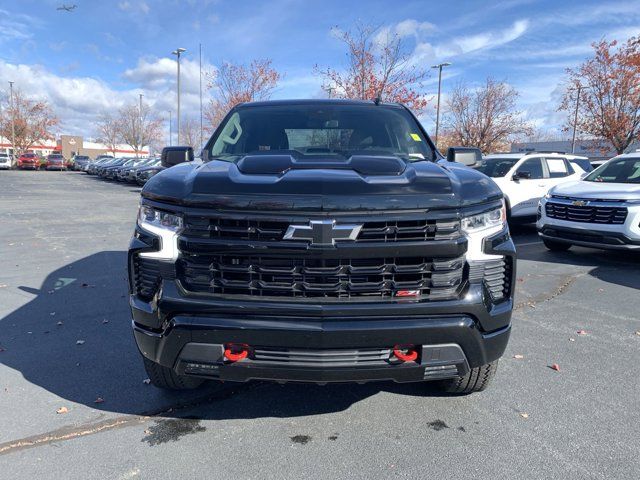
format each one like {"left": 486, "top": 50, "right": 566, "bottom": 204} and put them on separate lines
{"left": 431, "top": 62, "right": 451, "bottom": 149}
{"left": 568, "top": 84, "right": 584, "bottom": 154}
{"left": 138, "top": 93, "right": 143, "bottom": 157}
{"left": 8, "top": 81, "right": 16, "bottom": 164}
{"left": 171, "top": 47, "right": 186, "bottom": 144}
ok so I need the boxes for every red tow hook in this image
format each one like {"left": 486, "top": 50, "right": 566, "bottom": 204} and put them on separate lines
{"left": 224, "top": 343, "right": 250, "bottom": 362}
{"left": 393, "top": 344, "right": 418, "bottom": 362}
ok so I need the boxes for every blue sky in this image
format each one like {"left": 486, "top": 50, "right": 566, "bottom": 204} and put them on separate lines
{"left": 1, "top": 0, "right": 640, "bottom": 139}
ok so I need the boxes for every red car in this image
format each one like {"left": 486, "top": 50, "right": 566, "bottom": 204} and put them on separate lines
{"left": 17, "top": 153, "right": 40, "bottom": 170}
{"left": 46, "top": 154, "right": 66, "bottom": 170}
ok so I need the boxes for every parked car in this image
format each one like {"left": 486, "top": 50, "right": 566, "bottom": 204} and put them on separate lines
{"left": 538, "top": 151, "right": 640, "bottom": 251}
{"left": 72, "top": 155, "right": 91, "bottom": 171}
{"left": 17, "top": 153, "right": 40, "bottom": 170}
{"left": 0, "top": 153, "right": 11, "bottom": 170}
{"left": 46, "top": 154, "right": 66, "bottom": 170}
{"left": 475, "top": 152, "right": 589, "bottom": 222}
{"left": 92, "top": 157, "right": 121, "bottom": 176}
{"left": 129, "top": 99, "right": 516, "bottom": 394}
{"left": 99, "top": 157, "right": 130, "bottom": 179}
{"left": 135, "top": 162, "right": 164, "bottom": 185}
{"left": 116, "top": 158, "right": 150, "bottom": 181}
{"left": 122, "top": 158, "right": 157, "bottom": 182}
{"left": 86, "top": 157, "right": 114, "bottom": 175}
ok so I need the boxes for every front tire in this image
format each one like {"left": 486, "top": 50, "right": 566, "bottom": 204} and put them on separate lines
{"left": 142, "top": 357, "right": 204, "bottom": 390}
{"left": 438, "top": 361, "right": 498, "bottom": 394}
{"left": 543, "top": 239, "right": 572, "bottom": 251}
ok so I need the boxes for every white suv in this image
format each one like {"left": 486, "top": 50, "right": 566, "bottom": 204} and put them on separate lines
{"left": 0, "top": 153, "right": 11, "bottom": 170}
{"left": 537, "top": 152, "right": 640, "bottom": 251}
{"left": 476, "top": 153, "right": 590, "bottom": 222}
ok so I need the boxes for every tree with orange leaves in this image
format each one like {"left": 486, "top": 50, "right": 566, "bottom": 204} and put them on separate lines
{"left": 0, "top": 89, "right": 59, "bottom": 156}
{"left": 315, "top": 23, "right": 430, "bottom": 114}
{"left": 205, "top": 59, "right": 282, "bottom": 129}
{"left": 559, "top": 38, "right": 640, "bottom": 154}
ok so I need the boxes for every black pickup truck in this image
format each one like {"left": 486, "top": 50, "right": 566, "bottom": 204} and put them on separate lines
{"left": 129, "top": 99, "right": 515, "bottom": 394}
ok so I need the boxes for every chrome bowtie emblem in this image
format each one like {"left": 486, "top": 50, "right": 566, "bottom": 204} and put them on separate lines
{"left": 571, "top": 200, "right": 588, "bottom": 206}
{"left": 284, "top": 220, "right": 362, "bottom": 246}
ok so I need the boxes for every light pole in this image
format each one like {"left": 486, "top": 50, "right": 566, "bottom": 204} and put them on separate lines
{"left": 570, "top": 84, "right": 583, "bottom": 154}
{"left": 171, "top": 47, "right": 186, "bottom": 144}
{"left": 8, "top": 81, "right": 16, "bottom": 164}
{"left": 431, "top": 62, "right": 451, "bottom": 149}
{"left": 138, "top": 93, "right": 143, "bottom": 157}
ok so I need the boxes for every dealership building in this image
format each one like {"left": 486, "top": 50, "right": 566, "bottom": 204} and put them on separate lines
{"left": 0, "top": 135, "right": 149, "bottom": 161}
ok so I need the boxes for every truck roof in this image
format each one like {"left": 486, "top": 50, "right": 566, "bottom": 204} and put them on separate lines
{"left": 236, "top": 98, "right": 405, "bottom": 109}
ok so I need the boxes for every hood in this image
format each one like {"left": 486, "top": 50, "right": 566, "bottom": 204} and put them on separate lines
{"left": 142, "top": 155, "right": 502, "bottom": 212}
{"left": 550, "top": 180, "right": 640, "bottom": 201}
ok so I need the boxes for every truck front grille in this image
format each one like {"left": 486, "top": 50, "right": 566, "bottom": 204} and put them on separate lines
{"left": 182, "top": 216, "right": 461, "bottom": 243}
{"left": 252, "top": 347, "right": 391, "bottom": 367}
{"left": 179, "top": 254, "right": 465, "bottom": 300}
{"left": 545, "top": 202, "right": 627, "bottom": 224}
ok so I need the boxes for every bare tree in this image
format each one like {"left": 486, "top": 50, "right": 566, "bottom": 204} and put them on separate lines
{"left": 442, "top": 78, "right": 533, "bottom": 153}
{"left": 0, "top": 89, "right": 59, "bottom": 156}
{"left": 205, "top": 59, "right": 281, "bottom": 129}
{"left": 118, "top": 102, "right": 163, "bottom": 156}
{"left": 94, "top": 112, "right": 121, "bottom": 156}
{"left": 179, "top": 117, "right": 201, "bottom": 150}
{"left": 315, "top": 23, "right": 430, "bottom": 114}
{"left": 559, "top": 37, "right": 640, "bottom": 154}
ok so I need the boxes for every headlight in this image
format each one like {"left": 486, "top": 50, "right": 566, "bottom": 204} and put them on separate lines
{"left": 461, "top": 202, "right": 507, "bottom": 234}
{"left": 138, "top": 205, "right": 183, "bottom": 231}
{"left": 137, "top": 206, "right": 182, "bottom": 260}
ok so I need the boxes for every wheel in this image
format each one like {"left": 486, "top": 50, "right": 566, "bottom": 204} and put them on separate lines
{"left": 543, "top": 239, "right": 571, "bottom": 251}
{"left": 438, "top": 360, "right": 498, "bottom": 394}
{"left": 142, "top": 357, "right": 204, "bottom": 390}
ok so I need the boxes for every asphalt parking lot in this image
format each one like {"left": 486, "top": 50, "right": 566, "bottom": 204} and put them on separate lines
{"left": 1, "top": 170, "right": 639, "bottom": 479}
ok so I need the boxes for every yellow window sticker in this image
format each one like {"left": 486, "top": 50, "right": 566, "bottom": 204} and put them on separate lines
{"left": 410, "top": 133, "right": 422, "bottom": 141}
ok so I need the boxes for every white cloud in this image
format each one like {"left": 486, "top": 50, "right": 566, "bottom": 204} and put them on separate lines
{"left": 0, "top": 9, "right": 40, "bottom": 44}
{"left": 118, "top": 1, "right": 150, "bottom": 14}
{"left": 0, "top": 56, "right": 214, "bottom": 138}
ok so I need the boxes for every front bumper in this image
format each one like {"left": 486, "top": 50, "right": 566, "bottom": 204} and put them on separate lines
{"left": 129, "top": 222, "right": 515, "bottom": 384}
{"left": 537, "top": 197, "right": 640, "bottom": 250}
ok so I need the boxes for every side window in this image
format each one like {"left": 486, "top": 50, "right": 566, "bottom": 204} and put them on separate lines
{"left": 516, "top": 158, "right": 544, "bottom": 180}
{"left": 546, "top": 158, "right": 570, "bottom": 178}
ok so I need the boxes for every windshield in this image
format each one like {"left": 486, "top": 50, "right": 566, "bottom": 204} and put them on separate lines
{"left": 208, "top": 104, "right": 435, "bottom": 162}
{"left": 474, "top": 157, "right": 519, "bottom": 177}
{"left": 585, "top": 157, "right": 640, "bottom": 184}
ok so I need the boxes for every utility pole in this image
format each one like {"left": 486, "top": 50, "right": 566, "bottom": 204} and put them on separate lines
{"left": 138, "top": 93, "right": 143, "bottom": 157}
{"left": 8, "top": 81, "right": 16, "bottom": 165}
{"left": 199, "top": 43, "right": 203, "bottom": 150}
{"left": 571, "top": 84, "right": 583, "bottom": 154}
{"left": 171, "top": 48, "right": 186, "bottom": 144}
{"left": 431, "top": 62, "right": 451, "bottom": 149}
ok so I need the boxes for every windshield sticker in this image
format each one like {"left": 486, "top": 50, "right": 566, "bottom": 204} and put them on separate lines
{"left": 410, "top": 133, "right": 422, "bottom": 142}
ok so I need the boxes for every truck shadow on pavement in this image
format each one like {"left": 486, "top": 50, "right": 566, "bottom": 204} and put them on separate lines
{"left": 0, "top": 251, "right": 448, "bottom": 421}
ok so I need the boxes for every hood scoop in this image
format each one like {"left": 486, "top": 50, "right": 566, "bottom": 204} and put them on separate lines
{"left": 236, "top": 154, "right": 407, "bottom": 176}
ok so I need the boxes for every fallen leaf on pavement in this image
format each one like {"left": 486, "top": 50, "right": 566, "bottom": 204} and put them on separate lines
{"left": 519, "top": 412, "right": 529, "bottom": 419}
{"left": 76, "top": 340, "right": 85, "bottom": 345}
{"left": 142, "top": 378, "right": 151, "bottom": 385}
{"left": 57, "top": 321, "right": 63, "bottom": 326}
{"left": 102, "top": 319, "right": 109, "bottom": 324}
{"left": 50, "top": 312, "right": 56, "bottom": 316}
{"left": 94, "top": 397, "right": 104, "bottom": 404}
{"left": 56, "top": 407, "right": 68, "bottom": 414}
{"left": 569, "top": 338, "right": 575, "bottom": 342}
{"left": 81, "top": 283, "right": 95, "bottom": 288}
{"left": 635, "top": 331, "right": 640, "bottom": 336}
{"left": 513, "top": 354, "right": 524, "bottom": 359}
{"left": 577, "top": 330, "right": 587, "bottom": 335}
{"left": 549, "top": 363, "right": 561, "bottom": 372}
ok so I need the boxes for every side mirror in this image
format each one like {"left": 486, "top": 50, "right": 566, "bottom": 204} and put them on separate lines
{"left": 161, "top": 146, "right": 194, "bottom": 168}
{"left": 446, "top": 146, "right": 482, "bottom": 167}
{"left": 512, "top": 171, "right": 531, "bottom": 181}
